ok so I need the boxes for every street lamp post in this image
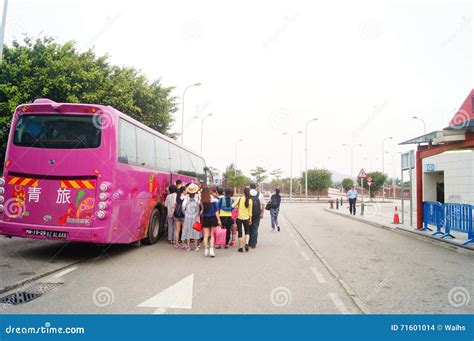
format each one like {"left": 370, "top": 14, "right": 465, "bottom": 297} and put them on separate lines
{"left": 234, "top": 139, "right": 243, "bottom": 176}
{"left": 0, "top": 0, "right": 8, "bottom": 65}
{"left": 194, "top": 113, "right": 213, "bottom": 155}
{"left": 181, "top": 82, "right": 201, "bottom": 144}
{"left": 412, "top": 115, "right": 426, "bottom": 135}
{"left": 342, "top": 144, "right": 362, "bottom": 178}
{"left": 381, "top": 136, "right": 393, "bottom": 201}
{"left": 305, "top": 118, "right": 318, "bottom": 201}
{"left": 284, "top": 131, "right": 303, "bottom": 200}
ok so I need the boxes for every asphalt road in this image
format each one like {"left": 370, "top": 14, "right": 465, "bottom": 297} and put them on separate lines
{"left": 0, "top": 204, "right": 472, "bottom": 314}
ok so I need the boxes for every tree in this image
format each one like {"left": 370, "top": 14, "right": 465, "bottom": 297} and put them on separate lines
{"left": 363, "top": 171, "right": 387, "bottom": 197}
{"left": 222, "top": 164, "right": 250, "bottom": 193}
{"left": 270, "top": 168, "right": 284, "bottom": 188}
{"left": 301, "top": 168, "right": 332, "bottom": 199}
{"left": 0, "top": 37, "right": 178, "bottom": 155}
{"left": 250, "top": 166, "right": 267, "bottom": 184}
{"left": 341, "top": 178, "right": 354, "bottom": 191}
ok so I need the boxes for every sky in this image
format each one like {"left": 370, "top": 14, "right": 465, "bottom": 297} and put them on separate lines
{"left": 2, "top": 0, "right": 473, "bottom": 180}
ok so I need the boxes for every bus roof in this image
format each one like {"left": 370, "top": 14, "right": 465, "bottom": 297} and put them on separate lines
{"left": 19, "top": 99, "right": 205, "bottom": 163}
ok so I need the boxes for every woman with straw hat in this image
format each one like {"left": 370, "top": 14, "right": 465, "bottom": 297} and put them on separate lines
{"left": 181, "top": 183, "right": 202, "bottom": 251}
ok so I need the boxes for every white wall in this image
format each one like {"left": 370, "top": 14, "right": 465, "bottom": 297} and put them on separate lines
{"left": 422, "top": 150, "right": 474, "bottom": 204}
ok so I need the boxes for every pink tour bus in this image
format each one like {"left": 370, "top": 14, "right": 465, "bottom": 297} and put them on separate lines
{"left": 0, "top": 99, "right": 209, "bottom": 244}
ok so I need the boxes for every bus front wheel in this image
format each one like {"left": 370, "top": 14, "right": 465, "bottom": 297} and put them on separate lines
{"left": 143, "top": 208, "right": 161, "bottom": 245}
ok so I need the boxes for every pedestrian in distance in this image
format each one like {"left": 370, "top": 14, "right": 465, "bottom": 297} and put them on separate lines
{"left": 165, "top": 184, "right": 178, "bottom": 244}
{"left": 249, "top": 182, "right": 265, "bottom": 248}
{"left": 347, "top": 184, "right": 358, "bottom": 215}
{"left": 268, "top": 188, "right": 281, "bottom": 232}
{"left": 218, "top": 188, "right": 234, "bottom": 248}
{"left": 173, "top": 186, "right": 186, "bottom": 249}
{"left": 175, "top": 179, "right": 183, "bottom": 189}
{"left": 201, "top": 186, "right": 221, "bottom": 257}
{"left": 232, "top": 187, "right": 253, "bottom": 252}
{"left": 181, "top": 183, "right": 202, "bottom": 251}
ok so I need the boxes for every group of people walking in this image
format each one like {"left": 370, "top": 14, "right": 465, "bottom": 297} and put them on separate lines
{"left": 164, "top": 179, "right": 282, "bottom": 257}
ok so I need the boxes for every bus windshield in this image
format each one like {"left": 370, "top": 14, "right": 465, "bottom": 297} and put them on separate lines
{"left": 13, "top": 114, "right": 101, "bottom": 149}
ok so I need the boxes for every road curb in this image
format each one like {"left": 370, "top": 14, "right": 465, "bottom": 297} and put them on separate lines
{"left": 0, "top": 259, "right": 84, "bottom": 295}
{"left": 323, "top": 208, "right": 474, "bottom": 255}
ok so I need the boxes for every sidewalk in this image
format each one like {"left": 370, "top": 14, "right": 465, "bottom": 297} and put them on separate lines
{"left": 324, "top": 203, "right": 474, "bottom": 253}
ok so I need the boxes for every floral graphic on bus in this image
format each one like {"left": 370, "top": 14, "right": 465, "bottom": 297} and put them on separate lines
{"left": 10, "top": 185, "right": 28, "bottom": 218}
{"left": 58, "top": 189, "right": 95, "bottom": 225}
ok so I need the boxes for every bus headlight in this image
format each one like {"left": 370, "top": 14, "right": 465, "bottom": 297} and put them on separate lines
{"left": 0, "top": 187, "right": 4, "bottom": 195}
{"left": 0, "top": 178, "right": 4, "bottom": 186}
{"left": 100, "top": 183, "right": 108, "bottom": 192}
{"left": 0, "top": 204, "right": 3, "bottom": 213}
{"left": 0, "top": 196, "right": 4, "bottom": 204}
{"left": 98, "top": 201, "right": 107, "bottom": 210}
{"left": 96, "top": 210, "right": 106, "bottom": 219}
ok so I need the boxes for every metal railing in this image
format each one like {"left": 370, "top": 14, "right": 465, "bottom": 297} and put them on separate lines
{"left": 422, "top": 201, "right": 474, "bottom": 246}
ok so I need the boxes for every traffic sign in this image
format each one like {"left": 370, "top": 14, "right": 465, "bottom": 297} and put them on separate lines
{"left": 367, "top": 176, "right": 372, "bottom": 182}
{"left": 357, "top": 168, "right": 367, "bottom": 179}
{"left": 367, "top": 180, "right": 372, "bottom": 187}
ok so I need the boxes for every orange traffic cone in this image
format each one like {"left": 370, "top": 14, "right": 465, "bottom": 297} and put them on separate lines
{"left": 392, "top": 206, "right": 401, "bottom": 224}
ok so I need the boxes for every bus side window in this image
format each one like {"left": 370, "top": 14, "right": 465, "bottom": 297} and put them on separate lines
{"left": 179, "top": 150, "right": 192, "bottom": 176}
{"left": 155, "top": 136, "right": 170, "bottom": 171}
{"left": 169, "top": 144, "right": 181, "bottom": 173}
{"left": 118, "top": 119, "right": 137, "bottom": 165}
{"left": 137, "top": 128, "right": 155, "bottom": 168}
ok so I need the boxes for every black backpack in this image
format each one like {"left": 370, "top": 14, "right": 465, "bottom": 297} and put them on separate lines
{"left": 251, "top": 191, "right": 261, "bottom": 217}
{"left": 174, "top": 198, "right": 185, "bottom": 218}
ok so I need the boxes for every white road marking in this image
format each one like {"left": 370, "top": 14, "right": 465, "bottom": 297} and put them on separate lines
{"left": 300, "top": 251, "right": 309, "bottom": 261}
{"left": 52, "top": 267, "right": 77, "bottom": 278}
{"left": 328, "top": 292, "right": 350, "bottom": 314}
{"left": 138, "top": 274, "right": 194, "bottom": 313}
{"left": 310, "top": 267, "right": 327, "bottom": 284}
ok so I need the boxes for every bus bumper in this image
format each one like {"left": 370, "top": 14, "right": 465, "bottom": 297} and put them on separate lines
{"left": 0, "top": 220, "right": 110, "bottom": 243}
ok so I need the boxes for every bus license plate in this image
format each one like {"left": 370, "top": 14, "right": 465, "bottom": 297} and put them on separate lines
{"left": 25, "top": 229, "right": 68, "bottom": 239}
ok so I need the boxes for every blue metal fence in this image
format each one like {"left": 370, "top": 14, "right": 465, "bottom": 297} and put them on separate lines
{"left": 421, "top": 201, "right": 444, "bottom": 233}
{"left": 422, "top": 201, "right": 474, "bottom": 246}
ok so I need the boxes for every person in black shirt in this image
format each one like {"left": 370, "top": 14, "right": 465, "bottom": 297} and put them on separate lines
{"left": 269, "top": 189, "right": 281, "bottom": 232}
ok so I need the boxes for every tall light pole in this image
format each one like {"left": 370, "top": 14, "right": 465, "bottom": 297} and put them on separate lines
{"left": 283, "top": 131, "right": 303, "bottom": 200}
{"left": 234, "top": 139, "right": 243, "bottom": 176}
{"left": 305, "top": 118, "right": 318, "bottom": 200}
{"left": 412, "top": 115, "right": 426, "bottom": 135}
{"left": 342, "top": 144, "right": 362, "bottom": 178}
{"left": 194, "top": 113, "right": 213, "bottom": 155}
{"left": 0, "top": 0, "right": 8, "bottom": 65}
{"left": 381, "top": 136, "right": 393, "bottom": 201}
{"left": 181, "top": 82, "right": 201, "bottom": 144}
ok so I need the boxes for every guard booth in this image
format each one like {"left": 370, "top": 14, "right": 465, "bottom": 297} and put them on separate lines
{"left": 400, "top": 89, "right": 474, "bottom": 245}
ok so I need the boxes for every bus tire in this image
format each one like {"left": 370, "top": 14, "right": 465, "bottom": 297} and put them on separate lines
{"left": 143, "top": 208, "right": 161, "bottom": 245}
